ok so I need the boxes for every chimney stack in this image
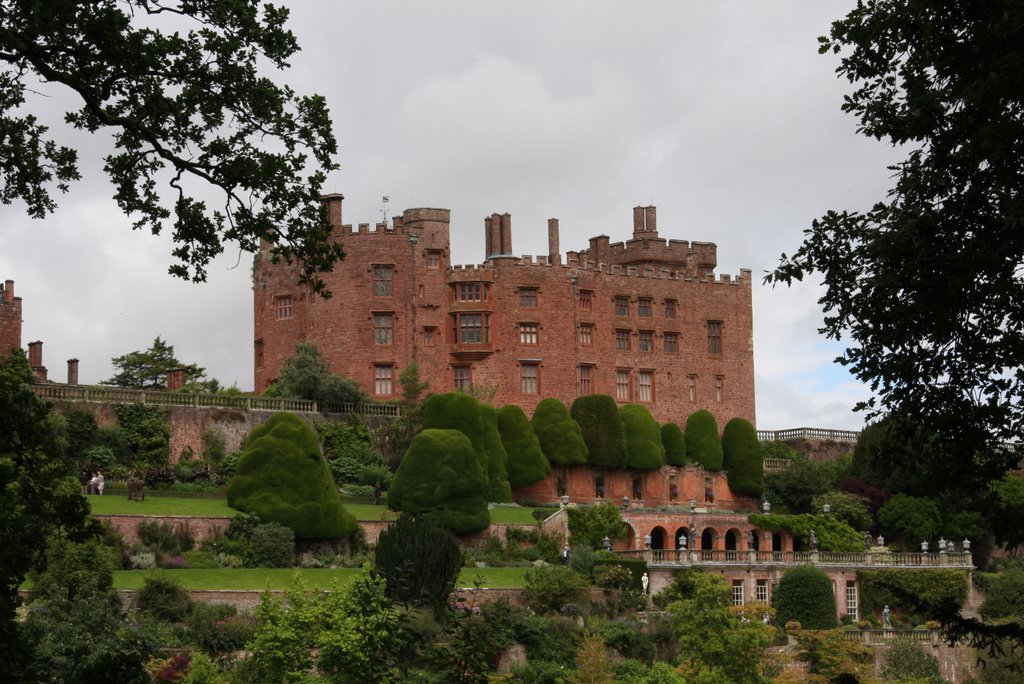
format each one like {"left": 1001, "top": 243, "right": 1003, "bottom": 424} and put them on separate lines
{"left": 500, "top": 213, "right": 512, "bottom": 255}
{"left": 167, "top": 367, "right": 186, "bottom": 391}
{"left": 547, "top": 218, "right": 561, "bottom": 265}
{"left": 28, "top": 340, "right": 46, "bottom": 381}
{"left": 2, "top": 279, "right": 12, "bottom": 304}
{"left": 67, "top": 358, "right": 79, "bottom": 385}
{"left": 321, "top": 193, "right": 344, "bottom": 231}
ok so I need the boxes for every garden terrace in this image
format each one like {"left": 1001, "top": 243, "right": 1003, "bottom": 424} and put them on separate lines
{"left": 616, "top": 549, "right": 974, "bottom": 570}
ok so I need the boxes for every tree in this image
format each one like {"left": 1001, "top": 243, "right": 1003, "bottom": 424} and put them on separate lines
{"left": 227, "top": 412, "right": 358, "bottom": 539}
{"left": 766, "top": 1, "right": 1024, "bottom": 494}
{"left": 619, "top": 404, "right": 666, "bottom": 470}
{"left": 497, "top": 404, "right": 550, "bottom": 489}
{"left": 532, "top": 397, "right": 588, "bottom": 466}
{"left": 880, "top": 640, "right": 944, "bottom": 684}
{"left": 0, "top": 1, "right": 341, "bottom": 292}
{"left": 721, "top": 417, "right": 763, "bottom": 498}
{"left": 765, "top": 454, "right": 843, "bottom": 514}
{"left": 661, "top": 422, "right": 687, "bottom": 467}
{"left": 772, "top": 566, "right": 837, "bottom": 630}
{"left": 810, "top": 491, "right": 872, "bottom": 532}
{"left": 571, "top": 394, "right": 627, "bottom": 469}
{"left": 684, "top": 410, "right": 723, "bottom": 471}
{"left": 0, "top": 349, "right": 96, "bottom": 675}
{"left": 387, "top": 429, "right": 489, "bottom": 535}
{"left": 374, "top": 514, "right": 461, "bottom": 613}
{"left": 421, "top": 391, "right": 489, "bottom": 475}
{"left": 877, "top": 494, "right": 942, "bottom": 549}
{"left": 979, "top": 567, "right": 1024, "bottom": 622}
{"left": 104, "top": 336, "right": 210, "bottom": 390}
{"left": 481, "top": 404, "right": 512, "bottom": 503}
{"left": 567, "top": 502, "right": 628, "bottom": 550}
{"left": 264, "top": 341, "right": 368, "bottom": 407}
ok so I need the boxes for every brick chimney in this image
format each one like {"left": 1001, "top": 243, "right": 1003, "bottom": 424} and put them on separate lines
{"left": 500, "top": 213, "right": 512, "bottom": 255}
{"left": 632, "top": 205, "right": 658, "bottom": 238}
{"left": 547, "top": 218, "right": 561, "bottom": 265}
{"left": 28, "top": 340, "right": 47, "bottom": 381}
{"left": 321, "top": 193, "right": 344, "bottom": 232}
{"left": 167, "top": 367, "right": 186, "bottom": 391}
{"left": 67, "top": 358, "right": 79, "bottom": 385}
{"left": 2, "top": 279, "right": 12, "bottom": 304}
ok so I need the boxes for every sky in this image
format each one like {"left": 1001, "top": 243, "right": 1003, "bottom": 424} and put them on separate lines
{"left": 0, "top": 1, "right": 906, "bottom": 431}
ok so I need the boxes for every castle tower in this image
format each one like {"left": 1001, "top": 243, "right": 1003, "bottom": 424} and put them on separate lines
{"left": 0, "top": 278, "right": 23, "bottom": 357}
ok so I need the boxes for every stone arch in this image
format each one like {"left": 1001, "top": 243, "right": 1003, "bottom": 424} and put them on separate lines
{"left": 701, "top": 527, "right": 717, "bottom": 551}
{"left": 772, "top": 531, "right": 784, "bottom": 552}
{"left": 650, "top": 526, "right": 667, "bottom": 550}
{"left": 749, "top": 529, "right": 761, "bottom": 551}
{"left": 624, "top": 521, "right": 638, "bottom": 550}
{"left": 674, "top": 525, "right": 691, "bottom": 550}
{"left": 725, "top": 528, "right": 741, "bottom": 551}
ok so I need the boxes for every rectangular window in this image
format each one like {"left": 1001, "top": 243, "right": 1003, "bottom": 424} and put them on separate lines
{"left": 664, "top": 299, "right": 677, "bottom": 319}
{"left": 616, "top": 370, "right": 630, "bottom": 400}
{"left": 578, "top": 365, "right": 592, "bottom": 395}
{"left": 276, "top": 296, "right": 293, "bottom": 320}
{"left": 519, "top": 287, "right": 538, "bottom": 308}
{"left": 455, "top": 313, "right": 489, "bottom": 344}
{"left": 637, "top": 371, "right": 653, "bottom": 402}
{"left": 756, "top": 579, "right": 769, "bottom": 604}
{"left": 423, "top": 326, "right": 437, "bottom": 347}
{"left": 578, "top": 289, "right": 593, "bottom": 311}
{"left": 846, "top": 581, "right": 858, "bottom": 620}
{"left": 707, "top": 320, "right": 723, "bottom": 354}
{"left": 664, "top": 332, "right": 679, "bottom": 353}
{"left": 615, "top": 296, "right": 630, "bottom": 317}
{"left": 520, "top": 322, "right": 539, "bottom": 345}
{"left": 715, "top": 376, "right": 723, "bottom": 402}
{"left": 688, "top": 375, "right": 697, "bottom": 402}
{"left": 615, "top": 329, "right": 631, "bottom": 350}
{"left": 373, "top": 313, "right": 393, "bottom": 345}
{"left": 520, "top": 364, "right": 539, "bottom": 394}
{"left": 372, "top": 264, "right": 393, "bottom": 296}
{"left": 458, "top": 282, "right": 484, "bottom": 302}
{"left": 427, "top": 251, "right": 441, "bottom": 270}
{"left": 638, "top": 330, "right": 654, "bottom": 352}
{"left": 595, "top": 473, "right": 605, "bottom": 499}
{"left": 579, "top": 323, "right": 594, "bottom": 347}
{"left": 453, "top": 366, "right": 471, "bottom": 390}
{"left": 732, "top": 580, "right": 744, "bottom": 606}
{"left": 638, "top": 297, "right": 652, "bottom": 317}
{"left": 374, "top": 365, "right": 393, "bottom": 396}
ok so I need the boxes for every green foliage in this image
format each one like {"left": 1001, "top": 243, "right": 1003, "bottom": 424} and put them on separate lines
{"left": 858, "top": 569, "right": 968, "bottom": 623}
{"left": 137, "top": 519, "right": 194, "bottom": 556}
{"left": 182, "top": 652, "right": 225, "bottom": 684}
{"left": 264, "top": 342, "right": 369, "bottom": 407}
{"left": 522, "top": 565, "right": 590, "bottom": 614}
{"left": 481, "top": 404, "right": 512, "bottom": 502}
{"left": 684, "top": 410, "right": 723, "bottom": 471}
{"left": 374, "top": 514, "right": 462, "bottom": 612}
{"left": 318, "top": 419, "right": 387, "bottom": 484}
{"left": 377, "top": 361, "right": 430, "bottom": 469}
{"left": 881, "top": 639, "right": 945, "bottom": 684}
{"left": 986, "top": 475, "right": 1024, "bottom": 552}
{"left": 498, "top": 404, "right": 550, "bottom": 489}
{"left": 667, "top": 571, "right": 772, "bottom": 684}
{"left": 772, "top": 566, "right": 837, "bottom": 630}
{"left": 29, "top": 536, "right": 117, "bottom": 602}
{"left": 978, "top": 568, "right": 1024, "bottom": 621}
{"left": 227, "top": 412, "right": 358, "bottom": 539}
{"left": 761, "top": 441, "right": 799, "bottom": 460}
{"left": 878, "top": 494, "right": 942, "bottom": 548}
{"left": 764, "top": 454, "right": 844, "bottom": 514}
{"left": 572, "top": 634, "right": 615, "bottom": 683}
{"left": 571, "top": 395, "right": 627, "bottom": 468}
{"left": 138, "top": 574, "right": 194, "bottom": 622}
{"left": 810, "top": 491, "right": 873, "bottom": 532}
{"left": 722, "top": 417, "right": 763, "bottom": 497}
{"left": 185, "top": 603, "right": 254, "bottom": 655}
{"left": 592, "top": 558, "right": 648, "bottom": 593}
{"left": 747, "top": 513, "right": 862, "bottom": 552}
{"left": 531, "top": 397, "right": 588, "bottom": 465}
{"left": 0, "top": 349, "right": 97, "bottom": 674}
{"left": 792, "top": 629, "right": 873, "bottom": 683}
{"left": 114, "top": 402, "right": 171, "bottom": 468}
{"left": 388, "top": 429, "right": 490, "bottom": 535}
{"left": 661, "top": 422, "right": 687, "bottom": 466}
{"left": 620, "top": 404, "right": 666, "bottom": 470}
{"left": 248, "top": 522, "right": 295, "bottom": 568}
{"left": 62, "top": 406, "right": 100, "bottom": 461}
{"left": 568, "top": 502, "right": 628, "bottom": 550}
{"left": 105, "top": 336, "right": 209, "bottom": 389}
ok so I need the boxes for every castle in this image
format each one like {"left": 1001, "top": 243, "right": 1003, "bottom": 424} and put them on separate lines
{"left": 253, "top": 195, "right": 755, "bottom": 427}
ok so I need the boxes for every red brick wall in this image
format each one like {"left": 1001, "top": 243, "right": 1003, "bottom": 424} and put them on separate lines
{"left": 99, "top": 514, "right": 231, "bottom": 544}
{"left": 0, "top": 279, "right": 23, "bottom": 357}
{"left": 254, "top": 199, "right": 755, "bottom": 428}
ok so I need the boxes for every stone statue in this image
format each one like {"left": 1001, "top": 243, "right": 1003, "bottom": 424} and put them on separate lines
{"left": 883, "top": 605, "right": 892, "bottom": 629}
{"left": 809, "top": 529, "right": 818, "bottom": 551}
{"left": 864, "top": 530, "right": 872, "bottom": 551}
{"left": 641, "top": 572, "right": 649, "bottom": 595}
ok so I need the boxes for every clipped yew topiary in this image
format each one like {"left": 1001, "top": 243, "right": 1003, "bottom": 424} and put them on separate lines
{"left": 722, "top": 417, "right": 763, "bottom": 497}
{"left": 773, "top": 566, "right": 838, "bottom": 630}
{"left": 571, "top": 394, "right": 627, "bottom": 469}
{"left": 375, "top": 514, "right": 462, "bottom": 612}
{"left": 619, "top": 404, "right": 665, "bottom": 470}
{"left": 685, "top": 409, "right": 723, "bottom": 470}
{"left": 481, "top": 404, "right": 512, "bottom": 503}
{"left": 388, "top": 429, "right": 489, "bottom": 535}
{"left": 422, "top": 392, "right": 488, "bottom": 472}
{"left": 661, "top": 422, "right": 687, "bottom": 466}
{"left": 532, "top": 397, "right": 588, "bottom": 465}
{"left": 497, "top": 404, "right": 550, "bottom": 489}
{"left": 227, "top": 412, "right": 358, "bottom": 539}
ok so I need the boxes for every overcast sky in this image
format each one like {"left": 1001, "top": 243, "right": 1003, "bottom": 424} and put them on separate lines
{"left": 0, "top": 1, "right": 905, "bottom": 430}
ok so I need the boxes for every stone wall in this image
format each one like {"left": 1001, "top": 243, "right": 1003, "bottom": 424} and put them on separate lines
{"left": 99, "top": 514, "right": 232, "bottom": 544}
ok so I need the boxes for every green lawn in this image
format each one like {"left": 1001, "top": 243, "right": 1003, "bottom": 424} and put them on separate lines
{"left": 89, "top": 494, "right": 548, "bottom": 525}
{"left": 111, "top": 567, "right": 527, "bottom": 590}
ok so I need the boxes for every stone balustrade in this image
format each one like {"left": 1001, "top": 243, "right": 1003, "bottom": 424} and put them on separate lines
{"left": 616, "top": 548, "right": 974, "bottom": 570}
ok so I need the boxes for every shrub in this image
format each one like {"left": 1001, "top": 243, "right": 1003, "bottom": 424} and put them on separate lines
{"left": 766, "top": 455, "right": 845, "bottom": 514}
{"left": 568, "top": 502, "right": 628, "bottom": 550}
{"left": 138, "top": 520, "right": 194, "bottom": 556}
{"left": 498, "top": 404, "right": 550, "bottom": 489}
{"left": 227, "top": 412, "right": 358, "bottom": 539}
{"left": 748, "top": 513, "right": 862, "bottom": 552}
{"left": 858, "top": 569, "right": 968, "bottom": 624}
{"left": 721, "top": 417, "right": 763, "bottom": 497}
{"left": 185, "top": 602, "right": 254, "bottom": 654}
{"left": 773, "top": 566, "right": 837, "bottom": 630}
{"left": 388, "top": 429, "right": 490, "bottom": 535}
{"left": 571, "top": 395, "right": 627, "bottom": 468}
{"left": 592, "top": 558, "right": 647, "bottom": 593}
{"left": 319, "top": 419, "right": 388, "bottom": 485}
{"left": 661, "top": 422, "right": 686, "bottom": 466}
{"left": 248, "top": 522, "right": 295, "bottom": 568}
{"left": 619, "top": 404, "right": 665, "bottom": 470}
{"left": 182, "top": 550, "right": 218, "bottom": 569}
{"left": 880, "top": 640, "right": 944, "bottom": 684}
{"left": 481, "top": 404, "right": 512, "bottom": 502}
{"left": 422, "top": 391, "right": 488, "bottom": 471}
{"left": 138, "top": 574, "right": 194, "bottom": 622}
{"left": 114, "top": 402, "right": 171, "bottom": 469}
{"left": 877, "top": 494, "right": 942, "bottom": 549}
{"left": 131, "top": 551, "right": 157, "bottom": 570}
{"left": 810, "top": 491, "right": 872, "bottom": 532}
{"left": 531, "top": 397, "right": 588, "bottom": 465}
{"left": 684, "top": 409, "right": 722, "bottom": 470}
{"left": 29, "top": 536, "right": 118, "bottom": 602}
{"left": 523, "top": 565, "right": 590, "bottom": 614}
{"left": 375, "top": 514, "right": 462, "bottom": 611}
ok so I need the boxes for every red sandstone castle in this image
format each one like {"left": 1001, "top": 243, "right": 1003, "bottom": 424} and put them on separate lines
{"left": 253, "top": 195, "right": 755, "bottom": 427}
